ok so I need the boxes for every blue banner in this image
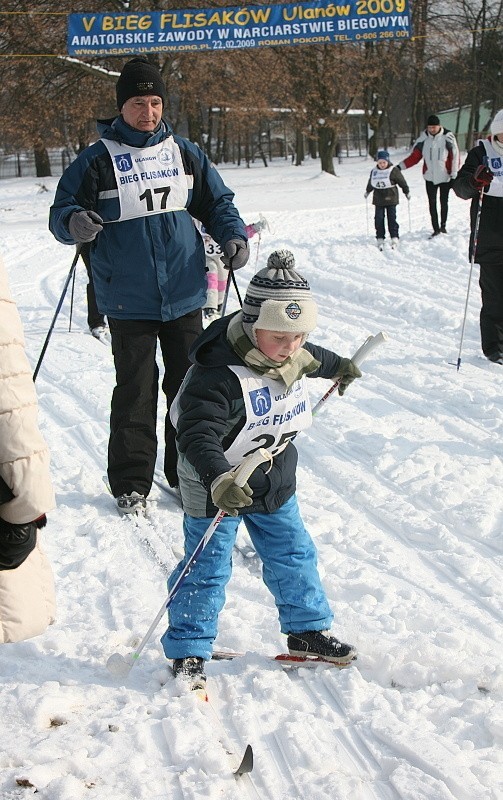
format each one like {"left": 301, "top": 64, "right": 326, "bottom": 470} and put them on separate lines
{"left": 67, "top": 1, "right": 410, "bottom": 56}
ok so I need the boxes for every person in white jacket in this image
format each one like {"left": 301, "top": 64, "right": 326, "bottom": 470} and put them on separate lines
{"left": 398, "top": 114, "right": 460, "bottom": 237}
{"left": 0, "top": 254, "right": 56, "bottom": 643}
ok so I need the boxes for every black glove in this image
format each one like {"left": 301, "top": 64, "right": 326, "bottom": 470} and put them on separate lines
{"left": 333, "top": 358, "right": 362, "bottom": 396}
{"left": 221, "top": 239, "right": 250, "bottom": 270}
{"left": 470, "top": 165, "right": 493, "bottom": 190}
{"left": 68, "top": 210, "right": 104, "bottom": 243}
{"left": 0, "top": 517, "right": 38, "bottom": 570}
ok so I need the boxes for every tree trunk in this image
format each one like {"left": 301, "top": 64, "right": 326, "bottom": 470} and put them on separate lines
{"left": 294, "top": 126, "right": 304, "bottom": 166}
{"left": 318, "top": 126, "right": 335, "bottom": 175}
{"left": 34, "top": 141, "right": 51, "bottom": 177}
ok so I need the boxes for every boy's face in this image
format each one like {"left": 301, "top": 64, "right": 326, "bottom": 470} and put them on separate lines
{"left": 255, "top": 329, "right": 304, "bottom": 362}
{"left": 377, "top": 158, "right": 388, "bottom": 169}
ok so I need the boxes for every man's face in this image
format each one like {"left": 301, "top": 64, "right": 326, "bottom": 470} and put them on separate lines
{"left": 495, "top": 133, "right": 503, "bottom": 143}
{"left": 121, "top": 95, "right": 163, "bottom": 131}
{"left": 427, "top": 124, "right": 441, "bottom": 136}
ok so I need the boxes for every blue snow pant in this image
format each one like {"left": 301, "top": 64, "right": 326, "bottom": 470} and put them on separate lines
{"left": 375, "top": 204, "right": 398, "bottom": 239}
{"left": 160, "top": 494, "right": 333, "bottom": 660}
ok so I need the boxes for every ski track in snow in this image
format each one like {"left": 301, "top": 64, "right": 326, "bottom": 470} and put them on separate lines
{"left": 0, "top": 158, "right": 502, "bottom": 800}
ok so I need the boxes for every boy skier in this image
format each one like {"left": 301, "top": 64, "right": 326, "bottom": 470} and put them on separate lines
{"left": 161, "top": 249, "right": 362, "bottom": 688}
{"left": 365, "top": 150, "right": 410, "bottom": 250}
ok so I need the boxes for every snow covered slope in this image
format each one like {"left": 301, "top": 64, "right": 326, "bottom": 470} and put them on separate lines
{"left": 0, "top": 154, "right": 501, "bottom": 800}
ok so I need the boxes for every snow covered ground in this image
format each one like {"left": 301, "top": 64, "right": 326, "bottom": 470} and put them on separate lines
{"left": 1, "top": 152, "right": 502, "bottom": 800}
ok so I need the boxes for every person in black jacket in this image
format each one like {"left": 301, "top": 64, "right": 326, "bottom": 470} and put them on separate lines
{"left": 365, "top": 150, "right": 410, "bottom": 250}
{"left": 453, "top": 109, "right": 503, "bottom": 364}
{"left": 160, "top": 250, "right": 362, "bottom": 688}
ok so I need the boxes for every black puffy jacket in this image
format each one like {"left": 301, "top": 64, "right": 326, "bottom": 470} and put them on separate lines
{"left": 453, "top": 140, "right": 503, "bottom": 265}
{"left": 175, "top": 314, "right": 342, "bottom": 517}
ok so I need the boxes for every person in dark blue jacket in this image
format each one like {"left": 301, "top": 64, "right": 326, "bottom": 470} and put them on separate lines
{"left": 49, "top": 57, "right": 249, "bottom": 513}
{"left": 161, "top": 250, "right": 362, "bottom": 689}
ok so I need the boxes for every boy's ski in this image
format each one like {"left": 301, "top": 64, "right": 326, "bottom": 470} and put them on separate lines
{"left": 164, "top": 683, "right": 254, "bottom": 778}
{"left": 212, "top": 649, "right": 356, "bottom": 669}
{"left": 196, "top": 692, "right": 254, "bottom": 777}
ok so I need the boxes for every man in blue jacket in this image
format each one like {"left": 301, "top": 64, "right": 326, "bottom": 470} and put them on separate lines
{"left": 49, "top": 57, "right": 249, "bottom": 514}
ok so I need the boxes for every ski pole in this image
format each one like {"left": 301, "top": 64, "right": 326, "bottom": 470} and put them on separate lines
{"left": 231, "top": 269, "right": 243, "bottom": 307}
{"left": 311, "top": 331, "right": 388, "bottom": 416}
{"left": 454, "top": 187, "right": 484, "bottom": 371}
{"left": 220, "top": 269, "right": 243, "bottom": 318}
{"left": 68, "top": 259, "right": 77, "bottom": 332}
{"left": 254, "top": 230, "right": 262, "bottom": 270}
{"left": 33, "top": 246, "right": 82, "bottom": 382}
{"left": 407, "top": 196, "right": 412, "bottom": 232}
{"left": 106, "top": 447, "right": 273, "bottom": 678}
{"left": 365, "top": 195, "right": 369, "bottom": 235}
{"left": 220, "top": 270, "right": 233, "bottom": 317}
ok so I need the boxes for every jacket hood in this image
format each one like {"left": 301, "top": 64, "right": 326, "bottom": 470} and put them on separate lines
{"left": 190, "top": 312, "right": 243, "bottom": 369}
{"left": 96, "top": 115, "right": 173, "bottom": 147}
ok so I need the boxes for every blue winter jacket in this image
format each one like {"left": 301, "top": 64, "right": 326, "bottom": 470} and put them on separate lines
{"left": 49, "top": 116, "right": 246, "bottom": 321}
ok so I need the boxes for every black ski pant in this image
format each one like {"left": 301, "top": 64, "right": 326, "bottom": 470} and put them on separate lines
{"left": 107, "top": 312, "right": 202, "bottom": 497}
{"left": 425, "top": 180, "right": 451, "bottom": 233}
{"left": 375, "top": 205, "right": 398, "bottom": 239}
{"left": 478, "top": 260, "right": 503, "bottom": 358}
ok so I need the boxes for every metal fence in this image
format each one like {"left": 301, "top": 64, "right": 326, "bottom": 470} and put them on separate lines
{"left": 0, "top": 149, "right": 73, "bottom": 180}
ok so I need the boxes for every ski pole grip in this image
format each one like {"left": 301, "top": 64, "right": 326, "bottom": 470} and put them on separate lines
{"left": 350, "top": 331, "right": 388, "bottom": 368}
{"left": 233, "top": 448, "right": 272, "bottom": 487}
{"left": 311, "top": 331, "right": 388, "bottom": 416}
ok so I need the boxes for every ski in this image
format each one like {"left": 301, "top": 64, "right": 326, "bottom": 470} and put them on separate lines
{"left": 196, "top": 691, "right": 254, "bottom": 777}
{"left": 91, "top": 329, "right": 111, "bottom": 346}
{"left": 102, "top": 476, "right": 177, "bottom": 574}
{"left": 212, "top": 649, "right": 356, "bottom": 669}
{"left": 102, "top": 475, "right": 148, "bottom": 517}
{"left": 165, "top": 682, "right": 254, "bottom": 778}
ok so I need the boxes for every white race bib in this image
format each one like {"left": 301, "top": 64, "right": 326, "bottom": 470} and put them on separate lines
{"left": 102, "top": 138, "right": 189, "bottom": 221}
{"left": 370, "top": 166, "right": 393, "bottom": 190}
{"left": 224, "top": 367, "right": 312, "bottom": 467}
{"left": 480, "top": 140, "right": 503, "bottom": 198}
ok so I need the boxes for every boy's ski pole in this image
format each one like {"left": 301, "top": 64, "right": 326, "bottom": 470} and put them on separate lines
{"left": 311, "top": 331, "right": 388, "bottom": 416}
{"left": 106, "top": 447, "right": 272, "bottom": 678}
